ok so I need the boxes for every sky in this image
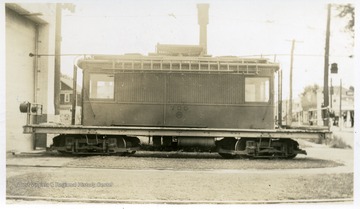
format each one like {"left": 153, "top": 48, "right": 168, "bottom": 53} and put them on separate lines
{"left": 59, "top": 0, "right": 356, "bottom": 100}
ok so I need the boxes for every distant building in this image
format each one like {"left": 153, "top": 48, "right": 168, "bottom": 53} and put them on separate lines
{"left": 330, "top": 86, "right": 354, "bottom": 117}
{"left": 275, "top": 98, "right": 302, "bottom": 127}
{"left": 276, "top": 86, "right": 354, "bottom": 128}
{"left": 59, "top": 75, "right": 82, "bottom": 125}
{"left": 300, "top": 86, "right": 354, "bottom": 127}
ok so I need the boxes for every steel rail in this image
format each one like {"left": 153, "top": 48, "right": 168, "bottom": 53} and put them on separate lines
{"left": 6, "top": 163, "right": 351, "bottom": 174}
{"left": 6, "top": 195, "right": 353, "bottom": 204}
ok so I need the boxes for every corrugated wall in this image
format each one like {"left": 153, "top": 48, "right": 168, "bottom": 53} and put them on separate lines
{"left": 116, "top": 73, "right": 164, "bottom": 103}
{"left": 115, "top": 73, "right": 243, "bottom": 104}
{"left": 167, "top": 74, "right": 242, "bottom": 104}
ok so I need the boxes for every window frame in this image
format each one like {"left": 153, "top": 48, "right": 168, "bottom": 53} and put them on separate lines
{"left": 88, "top": 73, "right": 115, "bottom": 101}
{"left": 244, "top": 76, "right": 271, "bottom": 103}
{"left": 64, "top": 93, "right": 70, "bottom": 103}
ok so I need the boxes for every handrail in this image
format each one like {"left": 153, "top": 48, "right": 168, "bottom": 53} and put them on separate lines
{"left": 79, "top": 56, "right": 279, "bottom": 74}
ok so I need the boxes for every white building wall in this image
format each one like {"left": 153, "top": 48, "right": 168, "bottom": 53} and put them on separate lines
{"left": 6, "top": 7, "right": 36, "bottom": 152}
{"left": 6, "top": 3, "right": 56, "bottom": 152}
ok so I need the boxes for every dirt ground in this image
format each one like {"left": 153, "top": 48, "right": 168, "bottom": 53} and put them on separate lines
{"left": 6, "top": 139, "right": 354, "bottom": 204}
{"left": 6, "top": 166, "right": 353, "bottom": 202}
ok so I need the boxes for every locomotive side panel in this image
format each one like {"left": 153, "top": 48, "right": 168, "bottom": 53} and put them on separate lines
{"left": 83, "top": 102, "right": 273, "bottom": 128}
{"left": 82, "top": 69, "right": 274, "bottom": 129}
{"left": 83, "top": 103, "right": 165, "bottom": 126}
{"left": 83, "top": 72, "right": 166, "bottom": 126}
{"left": 165, "top": 73, "right": 273, "bottom": 128}
{"left": 165, "top": 105, "right": 273, "bottom": 129}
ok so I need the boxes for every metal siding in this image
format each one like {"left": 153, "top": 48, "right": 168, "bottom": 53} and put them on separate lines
{"left": 83, "top": 102, "right": 164, "bottom": 126}
{"left": 82, "top": 69, "right": 274, "bottom": 129}
{"left": 116, "top": 73, "right": 164, "bottom": 103}
{"left": 165, "top": 105, "right": 273, "bottom": 129}
{"left": 167, "top": 74, "right": 242, "bottom": 104}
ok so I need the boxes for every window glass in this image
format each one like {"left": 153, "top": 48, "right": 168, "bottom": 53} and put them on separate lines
{"left": 89, "top": 74, "right": 114, "bottom": 99}
{"left": 64, "top": 93, "right": 70, "bottom": 103}
{"left": 60, "top": 94, "right": 65, "bottom": 104}
{"left": 245, "top": 77, "right": 269, "bottom": 102}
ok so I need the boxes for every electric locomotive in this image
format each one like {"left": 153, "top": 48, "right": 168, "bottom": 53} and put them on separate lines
{"left": 20, "top": 4, "right": 331, "bottom": 158}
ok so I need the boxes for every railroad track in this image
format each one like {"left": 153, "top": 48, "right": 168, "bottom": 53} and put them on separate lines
{"left": 6, "top": 158, "right": 352, "bottom": 175}
{"left": 6, "top": 195, "right": 354, "bottom": 204}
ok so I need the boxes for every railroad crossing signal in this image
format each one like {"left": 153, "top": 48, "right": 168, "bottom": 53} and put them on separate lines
{"left": 330, "top": 63, "right": 338, "bottom": 74}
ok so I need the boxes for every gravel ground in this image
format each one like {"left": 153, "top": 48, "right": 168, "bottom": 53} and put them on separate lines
{"left": 6, "top": 166, "right": 353, "bottom": 202}
{"left": 62, "top": 153, "right": 342, "bottom": 170}
{"left": 6, "top": 139, "right": 354, "bottom": 203}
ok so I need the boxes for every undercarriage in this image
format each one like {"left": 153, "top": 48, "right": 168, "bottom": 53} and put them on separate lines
{"left": 216, "top": 137, "right": 306, "bottom": 159}
{"left": 51, "top": 135, "right": 140, "bottom": 155}
{"left": 51, "top": 134, "right": 306, "bottom": 159}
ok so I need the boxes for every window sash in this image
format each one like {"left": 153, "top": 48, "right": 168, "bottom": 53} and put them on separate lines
{"left": 89, "top": 74, "right": 115, "bottom": 99}
{"left": 245, "top": 77, "right": 270, "bottom": 102}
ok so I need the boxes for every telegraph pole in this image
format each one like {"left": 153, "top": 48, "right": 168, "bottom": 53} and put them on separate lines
{"left": 323, "top": 4, "right": 331, "bottom": 126}
{"left": 54, "top": 4, "right": 75, "bottom": 115}
{"left": 71, "top": 65, "right": 77, "bottom": 125}
{"left": 278, "top": 69, "right": 283, "bottom": 127}
{"left": 54, "top": 3, "right": 62, "bottom": 115}
{"left": 339, "top": 79, "right": 342, "bottom": 130}
{"left": 286, "top": 39, "right": 302, "bottom": 126}
{"left": 288, "top": 40, "right": 295, "bottom": 126}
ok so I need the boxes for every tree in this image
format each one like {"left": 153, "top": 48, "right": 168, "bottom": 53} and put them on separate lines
{"left": 336, "top": 4, "right": 355, "bottom": 40}
{"left": 300, "top": 84, "right": 319, "bottom": 111}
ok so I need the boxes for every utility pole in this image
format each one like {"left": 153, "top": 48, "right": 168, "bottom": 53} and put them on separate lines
{"left": 288, "top": 40, "right": 295, "bottom": 126}
{"left": 54, "top": 3, "right": 62, "bottom": 115}
{"left": 71, "top": 65, "right": 77, "bottom": 125}
{"left": 323, "top": 4, "right": 331, "bottom": 126}
{"left": 339, "top": 79, "right": 342, "bottom": 130}
{"left": 330, "top": 78, "right": 333, "bottom": 108}
{"left": 278, "top": 69, "right": 282, "bottom": 127}
{"left": 286, "top": 39, "right": 302, "bottom": 126}
{"left": 54, "top": 3, "right": 75, "bottom": 115}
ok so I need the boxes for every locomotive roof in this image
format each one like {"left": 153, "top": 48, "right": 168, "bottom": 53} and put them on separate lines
{"left": 77, "top": 54, "right": 279, "bottom": 73}
{"left": 153, "top": 44, "right": 205, "bottom": 56}
{"left": 79, "top": 54, "right": 275, "bottom": 63}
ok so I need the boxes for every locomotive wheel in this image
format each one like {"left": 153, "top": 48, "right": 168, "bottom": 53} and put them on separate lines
{"left": 115, "top": 136, "right": 140, "bottom": 156}
{"left": 285, "top": 154, "right": 297, "bottom": 159}
{"left": 216, "top": 137, "right": 238, "bottom": 158}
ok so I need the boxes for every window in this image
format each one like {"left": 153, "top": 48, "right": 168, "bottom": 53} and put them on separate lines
{"left": 60, "top": 94, "right": 65, "bottom": 104}
{"left": 64, "top": 93, "right": 70, "bottom": 103}
{"left": 89, "top": 74, "right": 114, "bottom": 99}
{"left": 245, "top": 77, "right": 269, "bottom": 102}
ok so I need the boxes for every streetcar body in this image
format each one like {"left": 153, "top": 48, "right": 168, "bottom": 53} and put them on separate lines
{"left": 20, "top": 4, "right": 331, "bottom": 158}
{"left": 21, "top": 53, "right": 330, "bottom": 158}
{"left": 20, "top": 53, "right": 329, "bottom": 158}
{"left": 80, "top": 54, "right": 276, "bottom": 130}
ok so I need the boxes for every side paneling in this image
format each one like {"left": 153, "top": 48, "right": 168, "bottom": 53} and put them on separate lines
{"left": 82, "top": 70, "right": 274, "bottom": 129}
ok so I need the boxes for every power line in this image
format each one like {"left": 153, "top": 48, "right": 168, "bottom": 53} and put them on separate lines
{"left": 29, "top": 52, "right": 353, "bottom": 58}
{"left": 237, "top": 54, "right": 352, "bottom": 58}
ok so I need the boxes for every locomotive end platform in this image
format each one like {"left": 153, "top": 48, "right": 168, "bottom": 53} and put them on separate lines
{"left": 23, "top": 124, "right": 331, "bottom": 141}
